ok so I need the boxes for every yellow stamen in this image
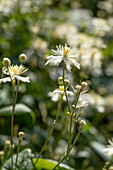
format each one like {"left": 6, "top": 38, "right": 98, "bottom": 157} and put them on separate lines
{"left": 59, "top": 85, "right": 64, "bottom": 91}
{"left": 63, "top": 47, "right": 70, "bottom": 58}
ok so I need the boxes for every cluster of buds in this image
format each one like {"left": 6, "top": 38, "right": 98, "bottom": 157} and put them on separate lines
{"left": 58, "top": 76, "right": 70, "bottom": 88}
{"left": 18, "top": 131, "right": 24, "bottom": 142}
{"left": 79, "top": 120, "right": 86, "bottom": 131}
{"left": 76, "top": 81, "right": 88, "bottom": 93}
{"left": 2, "top": 53, "right": 27, "bottom": 69}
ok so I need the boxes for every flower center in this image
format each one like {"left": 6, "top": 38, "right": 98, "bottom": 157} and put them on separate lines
{"left": 11, "top": 65, "right": 19, "bottom": 75}
{"left": 63, "top": 47, "right": 70, "bottom": 58}
{"left": 59, "top": 85, "right": 64, "bottom": 91}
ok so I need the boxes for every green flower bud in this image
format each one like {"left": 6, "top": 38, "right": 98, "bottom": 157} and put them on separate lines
{"left": 0, "top": 151, "right": 4, "bottom": 162}
{"left": 5, "top": 140, "right": 10, "bottom": 146}
{"left": 81, "top": 81, "right": 87, "bottom": 87}
{"left": 64, "top": 79, "right": 70, "bottom": 88}
{"left": 58, "top": 76, "right": 63, "bottom": 85}
{"left": 19, "top": 54, "right": 27, "bottom": 63}
{"left": 2, "top": 58, "right": 11, "bottom": 68}
{"left": 0, "top": 151, "right": 4, "bottom": 156}
{"left": 81, "top": 81, "right": 87, "bottom": 91}
{"left": 79, "top": 120, "right": 86, "bottom": 131}
{"left": 18, "top": 131, "right": 24, "bottom": 142}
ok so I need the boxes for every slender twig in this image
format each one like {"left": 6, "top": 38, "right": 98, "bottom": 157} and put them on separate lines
{"left": 32, "top": 96, "right": 63, "bottom": 170}
{"left": 62, "top": 62, "right": 71, "bottom": 114}
{"left": 62, "top": 61, "right": 72, "bottom": 153}
{"left": 15, "top": 140, "right": 21, "bottom": 170}
{"left": 67, "top": 92, "right": 80, "bottom": 153}
{"left": 8, "top": 69, "right": 20, "bottom": 170}
{"left": 4, "top": 149, "right": 10, "bottom": 163}
{"left": 53, "top": 130, "right": 81, "bottom": 170}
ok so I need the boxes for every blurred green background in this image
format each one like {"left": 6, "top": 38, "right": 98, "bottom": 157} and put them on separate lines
{"left": 0, "top": 0, "right": 113, "bottom": 169}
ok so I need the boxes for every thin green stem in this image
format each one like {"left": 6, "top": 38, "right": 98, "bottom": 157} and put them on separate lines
{"left": 32, "top": 96, "right": 63, "bottom": 170}
{"left": 8, "top": 73, "right": 19, "bottom": 170}
{"left": 53, "top": 130, "right": 81, "bottom": 170}
{"left": 8, "top": 68, "right": 15, "bottom": 170}
{"left": 15, "top": 140, "right": 21, "bottom": 170}
{"left": 67, "top": 92, "right": 80, "bottom": 153}
{"left": 4, "top": 149, "right": 10, "bottom": 163}
{"left": 63, "top": 62, "right": 71, "bottom": 114}
{"left": 68, "top": 130, "right": 81, "bottom": 153}
{"left": 11, "top": 84, "right": 15, "bottom": 170}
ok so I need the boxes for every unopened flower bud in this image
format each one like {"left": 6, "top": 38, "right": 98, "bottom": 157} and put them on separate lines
{"left": 76, "top": 85, "right": 81, "bottom": 93}
{"left": 0, "top": 151, "right": 4, "bottom": 156}
{"left": 9, "top": 144, "right": 15, "bottom": 149}
{"left": 79, "top": 120, "right": 86, "bottom": 130}
{"left": 5, "top": 140, "right": 10, "bottom": 146}
{"left": 58, "top": 76, "right": 63, "bottom": 85}
{"left": 0, "top": 151, "right": 4, "bottom": 162}
{"left": 64, "top": 79, "right": 70, "bottom": 88}
{"left": 4, "top": 140, "right": 11, "bottom": 151}
{"left": 81, "top": 81, "right": 87, "bottom": 91}
{"left": 59, "top": 85, "right": 64, "bottom": 91}
{"left": 2, "top": 58, "right": 11, "bottom": 68}
{"left": 18, "top": 131, "right": 24, "bottom": 142}
{"left": 109, "top": 167, "right": 113, "bottom": 170}
{"left": 81, "top": 82, "right": 87, "bottom": 87}
{"left": 76, "top": 85, "right": 81, "bottom": 89}
{"left": 19, "top": 54, "right": 27, "bottom": 63}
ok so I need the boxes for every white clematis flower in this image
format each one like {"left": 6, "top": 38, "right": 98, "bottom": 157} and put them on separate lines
{"left": 53, "top": 85, "right": 74, "bottom": 96}
{"left": 0, "top": 65, "right": 30, "bottom": 83}
{"left": 45, "top": 44, "right": 80, "bottom": 72}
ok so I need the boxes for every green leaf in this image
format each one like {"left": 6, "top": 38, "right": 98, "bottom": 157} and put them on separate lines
{"left": 33, "top": 158, "right": 74, "bottom": 170}
{"left": 0, "top": 103, "right": 36, "bottom": 124}
{"left": 90, "top": 141, "right": 111, "bottom": 161}
{"left": 2, "top": 148, "right": 34, "bottom": 170}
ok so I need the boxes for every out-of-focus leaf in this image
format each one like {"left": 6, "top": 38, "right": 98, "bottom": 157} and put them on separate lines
{"left": 33, "top": 158, "right": 74, "bottom": 170}
{"left": 0, "top": 103, "right": 36, "bottom": 124}
{"left": 90, "top": 141, "right": 111, "bottom": 161}
{"left": 2, "top": 148, "right": 34, "bottom": 170}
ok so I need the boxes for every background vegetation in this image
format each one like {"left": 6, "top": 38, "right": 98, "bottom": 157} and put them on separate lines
{"left": 0, "top": 0, "right": 113, "bottom": 169}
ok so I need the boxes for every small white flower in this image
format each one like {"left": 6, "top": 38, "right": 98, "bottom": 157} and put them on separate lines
{"left": 45, "top": 44, "right": 80, "bottom": 72}
{"left": 53, "top": 85, "right": 74, "bottom": 96}
{"left": 104, "top": 138, "right": 113, "bottom": 156}
{"left": 0, "top": 65, "right": 30, "bottom": 83}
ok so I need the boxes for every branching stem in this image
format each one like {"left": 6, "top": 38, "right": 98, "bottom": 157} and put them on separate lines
{"left": 32, "top": 96, "right": 63, "bottom": 170}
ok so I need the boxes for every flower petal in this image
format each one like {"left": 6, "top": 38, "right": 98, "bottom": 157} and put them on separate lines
{"left": 64, "top": 59, "right": 72, "bottom": 72}
{"left": 0, "top": 77, "right": 11, "bottom": 83}
{"left": 15, "top": 76, "right": 30, "bottom": 83}
{"left": 68, "top": 58, "right": 80, "bottom": 69}
{"left": 51, "top": 49, "right": 62, "bottom": 56}
{"left": 2, "top": 67, "right": 9, "bottom": 75}
{"left": 45, "top": 56, "right": 63, "bottom": 66}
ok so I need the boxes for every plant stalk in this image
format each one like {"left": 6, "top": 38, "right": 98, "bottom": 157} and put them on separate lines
{"left": 9, "top": 77, "right": 19, "bottom": 170}
{"left": 15, "top": 140, "right": 21, "bottom": 170}
{"left": 67, "top": 92, "right": 80, "bottom": 152}
{"left": 53, "top": 129, "right": 81, "bottom": 170}
{"left": 63, "top": 62, "right": 71, "bottom": 114}
{"left": 32, "top": 96, "right": 63, "bottom": 170}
